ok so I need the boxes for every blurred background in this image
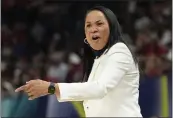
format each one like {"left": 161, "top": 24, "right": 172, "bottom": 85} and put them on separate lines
{"left": 1, "top": 0, "right": 172, "bottom": 117}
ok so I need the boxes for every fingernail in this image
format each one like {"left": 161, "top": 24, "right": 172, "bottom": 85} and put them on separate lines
{"left": 28, "top": 98, "right": 32, "bottom": 100}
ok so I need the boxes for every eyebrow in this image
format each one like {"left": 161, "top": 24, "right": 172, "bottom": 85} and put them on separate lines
{"left": 86, "top": 20, "right": 102, "bottom": 24}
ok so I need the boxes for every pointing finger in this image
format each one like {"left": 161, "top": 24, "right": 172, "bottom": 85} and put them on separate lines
{"left": 15, "top": 85, "right": 26, "bottom": 92}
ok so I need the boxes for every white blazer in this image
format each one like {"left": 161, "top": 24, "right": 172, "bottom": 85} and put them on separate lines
{"left": 56, "top": 42, "right": 142, "bottom": 117}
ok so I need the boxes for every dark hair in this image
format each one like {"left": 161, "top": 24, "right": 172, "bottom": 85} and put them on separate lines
{"left": 83, "top": 6, "right": 138, "bottom": 82}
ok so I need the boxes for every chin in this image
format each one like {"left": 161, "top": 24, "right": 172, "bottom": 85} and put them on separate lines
{"left": 90, "top": 43, "right": 106, "bottom": 50}
{"left": 92, "top": 46, "right": 104, "bottom": 51}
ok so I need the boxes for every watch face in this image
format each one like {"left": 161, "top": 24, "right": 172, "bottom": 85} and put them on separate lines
{"left": 49, "top": 86, "right": 55, "bottom": 94}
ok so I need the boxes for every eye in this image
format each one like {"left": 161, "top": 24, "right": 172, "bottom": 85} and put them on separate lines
{"left": 86, "top": 24, "right": 91, "bottom": 28}
{"left": 97, "top": 22, "right": 103, "bottom": 26}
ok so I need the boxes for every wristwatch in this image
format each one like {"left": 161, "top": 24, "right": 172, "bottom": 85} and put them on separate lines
{"left": 48, "top": 82, "right": 56, "bottom": 94}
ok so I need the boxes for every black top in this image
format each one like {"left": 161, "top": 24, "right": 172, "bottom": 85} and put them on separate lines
{"left": 91, "top": 43, "right": 108, "bottom": 58}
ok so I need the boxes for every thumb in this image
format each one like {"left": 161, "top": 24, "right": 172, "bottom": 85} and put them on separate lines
{"left": 15, "top": 85, "right": 26, "bottom": 92}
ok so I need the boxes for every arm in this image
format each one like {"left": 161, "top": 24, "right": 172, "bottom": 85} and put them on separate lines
{"left": 55, "top": 44, "right": 133, "bottom": 102}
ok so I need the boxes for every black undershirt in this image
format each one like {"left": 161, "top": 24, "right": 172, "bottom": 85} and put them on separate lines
{"left": 91, "top": 43, "right": 108, "bottom": 58}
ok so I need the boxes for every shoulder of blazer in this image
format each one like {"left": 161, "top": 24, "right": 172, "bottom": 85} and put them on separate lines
{"left": 107, "top": 42, "right": 132, "bottom": 57}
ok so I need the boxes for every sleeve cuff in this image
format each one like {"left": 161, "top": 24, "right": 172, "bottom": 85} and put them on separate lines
{"left": 55, "top": 83, "right": 79, "bottom": 102}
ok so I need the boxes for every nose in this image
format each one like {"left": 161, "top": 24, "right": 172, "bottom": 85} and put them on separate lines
{"left": 90, "top": 26, "right": 98, "bottom": 33}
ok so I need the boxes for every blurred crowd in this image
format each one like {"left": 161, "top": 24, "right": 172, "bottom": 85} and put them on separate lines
{"left": 2, "top": 1, "right": 84, "bottom": 99}
{"left": 1, "top": 0, "right": 172, "bottom": 117}
{"left": 129, "top": 0, "right": 172, "bottom": 76}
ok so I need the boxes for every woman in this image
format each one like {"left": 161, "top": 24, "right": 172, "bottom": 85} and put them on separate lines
{"left": 15, "top": 6, "right": 142, "bottom": 117}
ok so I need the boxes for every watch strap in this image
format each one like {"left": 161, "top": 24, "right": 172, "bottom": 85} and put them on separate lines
{"left": 50, "top": 82, "right": 55, "bottom": 87}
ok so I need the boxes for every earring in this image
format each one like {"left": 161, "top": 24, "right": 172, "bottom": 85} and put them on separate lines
{"left": 84, "top": 38, "right": 89, "bottom": 44}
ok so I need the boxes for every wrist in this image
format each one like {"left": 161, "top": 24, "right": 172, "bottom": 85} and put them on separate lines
{"left": 44, "top": 81, "right": 50, "bottom": 95}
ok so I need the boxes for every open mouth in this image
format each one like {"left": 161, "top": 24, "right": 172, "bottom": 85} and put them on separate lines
{"left": 92, "top": 36, "right": 100, "bottom": 40}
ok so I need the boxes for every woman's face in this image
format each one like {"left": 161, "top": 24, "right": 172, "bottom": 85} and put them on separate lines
{"left": 85, "top": 10, "right": 110, "bottom": 50}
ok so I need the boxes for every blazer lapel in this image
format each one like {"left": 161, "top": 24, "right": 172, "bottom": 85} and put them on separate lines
{"left": 88, "top": 54, "right": 108, "bottom": 82}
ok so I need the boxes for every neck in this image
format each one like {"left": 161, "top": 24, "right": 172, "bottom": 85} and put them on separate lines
{"left": 92, "top": 44, "right": 108, "bottom": 58}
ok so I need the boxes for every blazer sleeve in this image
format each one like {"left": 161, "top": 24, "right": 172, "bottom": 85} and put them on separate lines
{"left": 56, "top": 44, "right": 133, "bottom": 102}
